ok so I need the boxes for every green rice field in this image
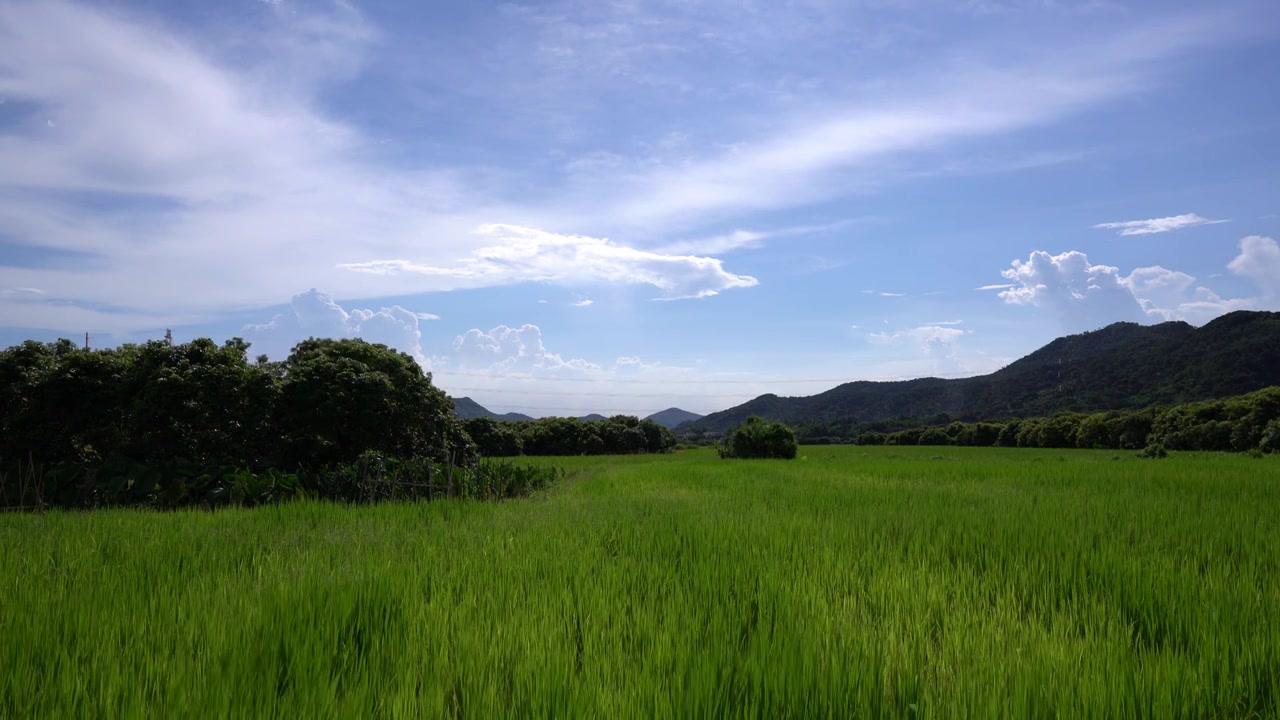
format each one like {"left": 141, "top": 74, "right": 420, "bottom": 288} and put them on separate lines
{"left": 2, "top": 446, "right": 1278, "bottom": 718}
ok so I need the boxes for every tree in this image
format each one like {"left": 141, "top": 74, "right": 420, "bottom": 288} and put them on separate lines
{"left": 122, "top": 338, "right": 279, "bottom": 467}
{"left": 917, "top": 428, "right": 951, "bottom": 446}
{"left": 718, "top": 416, "right": 798, "bottom": 459}
{"left": 277, "top": 338, "right": 467, "bottom": 467}
{"left": 463, "top": 417, "right": 523, "bottom": 457}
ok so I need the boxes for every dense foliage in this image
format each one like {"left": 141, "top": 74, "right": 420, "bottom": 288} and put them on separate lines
{"left": 717, "top": 415, "right": 799, "bottom": 459}
{"left": 686, "top": 311, "right": 1280, "bottom": 433}
{"left": 788, "top": 386, "right": 1280, "bottom": 453}
{"left": 464, "top": 415, "right": 677, "bottom": 457}
{"left": 0, "top": 337, "right": 567, "bottom": 510}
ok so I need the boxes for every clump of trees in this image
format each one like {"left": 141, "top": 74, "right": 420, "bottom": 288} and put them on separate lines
{"left": 0, "top": 337, "right": 560, "bottom": 510}
{"left": 718, "top": 416, "right": 798, "bottom": 459}
{"left": 463, "top": 415, "right": 677, "bottom": 457}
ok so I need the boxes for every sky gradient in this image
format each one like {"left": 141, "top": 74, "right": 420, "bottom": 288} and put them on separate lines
{"left": 1, "top": 0, "right": 1278, "bottom": 416}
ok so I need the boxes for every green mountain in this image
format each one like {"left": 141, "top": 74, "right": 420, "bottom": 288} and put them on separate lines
{"left": 685, "top": 311, "right": 1280, "bottom": 432}
{"left": 645, "top": 407, "right": 704, "bottom": 429}
{"left": 450, "top": 396, "right": 535, "bottom": 422}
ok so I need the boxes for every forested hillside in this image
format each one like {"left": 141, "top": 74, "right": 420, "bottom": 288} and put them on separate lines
{"left": 687, "top": 311, "right": 1280, "bottom": 433}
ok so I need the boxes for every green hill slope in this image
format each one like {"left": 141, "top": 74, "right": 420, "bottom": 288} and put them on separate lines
{"left": 687, "top": 311, "right": 1280, "bottom": 432}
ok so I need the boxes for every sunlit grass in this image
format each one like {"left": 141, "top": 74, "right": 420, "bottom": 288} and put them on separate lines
{"left": 2, "top": 446, "right": 1277, "bottom": 717}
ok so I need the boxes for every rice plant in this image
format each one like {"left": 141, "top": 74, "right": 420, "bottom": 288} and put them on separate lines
{"left": 1, "top": 446, "right": 1277, "bottom": 717}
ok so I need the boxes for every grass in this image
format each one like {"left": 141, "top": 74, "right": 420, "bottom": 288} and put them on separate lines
{"left": 2, "top": 446, "right": 1278, "bottom": 718}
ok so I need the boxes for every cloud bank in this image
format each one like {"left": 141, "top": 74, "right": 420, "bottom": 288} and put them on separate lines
{"left": 243, "top": 289, "right": 432, "bottom": 364}
{"left": 997, "top": 236, "right": 1280, "bottom": 331}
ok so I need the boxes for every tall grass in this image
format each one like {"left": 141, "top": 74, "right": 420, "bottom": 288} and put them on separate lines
{"left": 2, "top": 446, "right": 1277, "bottom": 717}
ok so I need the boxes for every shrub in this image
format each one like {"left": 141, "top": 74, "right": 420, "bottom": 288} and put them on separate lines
{"left": 1140, "top": 443, "right": 1168, "bottom": 459}
{"left": 718, "top": 416, "right": 798, "bottom": 460}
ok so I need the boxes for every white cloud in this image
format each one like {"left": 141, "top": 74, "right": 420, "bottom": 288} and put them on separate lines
{"left": 243, "top": 289, "right": 431, "bottom": 364}
{"left": 998, "top": 250, "right": 1145, "bottom": 330}
{"left": 1092, "top": 213, "right": 1227, "bottom": 236}
{"left": 414, "top": 312, "right": 441, "bottom": 321}
{"left": 976, "top": 283, "right": 1016, "bottom": 291}
{"left": 997, "top": 237, "right": 1280, "bottom": 330}
{"left": 867, "top": 325, "right": 971, "bottom": 374}
{"left": 1227, "top": 235, "right": 1280, "bottom": 299}
{"left": 869, "top": 325, "right": 967, "bottom": 346}
{"left": 340, "top": 224, "right": 759, "bottom": 300}
{"left": 656, "top": 230, "right": 768, "bottom": 256}
{"left": 654, "top": 220, "right": 859, "bottom": 256}
{"left": 449, "top": 324, "right": 600, "bottom": 374}
{"left": 0, "top": 0, "right": 1255, "bottom": 334}
{"left": 570, "top": 297, "right": 594, "bottom": 307}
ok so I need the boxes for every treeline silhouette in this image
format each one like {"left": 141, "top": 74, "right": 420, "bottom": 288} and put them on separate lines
{"left": 0, "top": 337, "right": 565, "bottom": 510}
{"left": 793, "top": 386, "right": 1280, "bottom": 452}
{"left": 463, "top": 415, "right": 677, "bottom": 457}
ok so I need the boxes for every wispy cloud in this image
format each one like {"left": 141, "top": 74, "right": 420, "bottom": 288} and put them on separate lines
{"left": 0, "top": 0, "right": 1256, "bottom": 333}
{"left": 1092, "top": 213, "right": 1228, "bottom": 236}
{"left": 654, "top": 220, "right": 859, "bottom": 256}
{"left": 867, "top": 324, "right": 973, "bottom": 374}
{"left": 976, "top": 283, "right": 1017, "bottom": 291}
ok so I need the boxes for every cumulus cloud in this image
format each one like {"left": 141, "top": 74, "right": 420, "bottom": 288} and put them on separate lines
{"left": 997, "top": 236, "right": 1280, "bottom": 330}
{"left": 243, "top": 289, "right": 431, "bottom": 363}
{"left": 998, "top": 250, "right": 1145, "bottom": 330}
{"left": 449, "top": 324, "right": 600, "bottom": 374}
{"left": 1092, "top": 213, "right": 1227, "bottom": 236}
{"left": 340, "top": 224, "right": 759, "bottom": 300}
{"left": 1227, "top": 235, "right": 1280, "bottom": 299}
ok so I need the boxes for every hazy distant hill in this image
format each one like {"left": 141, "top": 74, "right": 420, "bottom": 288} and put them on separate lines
{"left": 578, "top": 413, "right": 607, "bottom": 421}
{"left": 450, "top": 396, "right": 535, "bottom": 422}
{"left": 645, "top": 407, "right": 704, "bottom": 429}
{"left": 686, "top": 311, "right": 1280, "bottom": 432}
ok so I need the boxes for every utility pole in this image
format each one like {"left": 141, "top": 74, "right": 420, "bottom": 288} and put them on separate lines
{"left": 84, "top": 332, "right": 89, "bottom": 350}
{"left": 164, "top": 328, "right": 173, "bottom": 344}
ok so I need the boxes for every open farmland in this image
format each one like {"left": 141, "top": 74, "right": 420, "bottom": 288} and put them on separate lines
{"left": 2, "top": 446, "right": 1278, "bottom": 717}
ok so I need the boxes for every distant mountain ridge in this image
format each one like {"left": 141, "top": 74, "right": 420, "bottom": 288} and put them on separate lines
{"left": 645, "top": 408, "right": 704, "bottom": 429}
{"left": 451, "top": 398, "right": 705, "bottom": 427}
{"left": 450, "top": 397, "right": 535, "bottom": 422}
{"left": 684, "top": 311, "right": 1280, "bottom": 433}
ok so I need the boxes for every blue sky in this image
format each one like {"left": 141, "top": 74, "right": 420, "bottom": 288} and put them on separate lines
{"left": 1, "top": 0, "right": 1278, "bottom": 416}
